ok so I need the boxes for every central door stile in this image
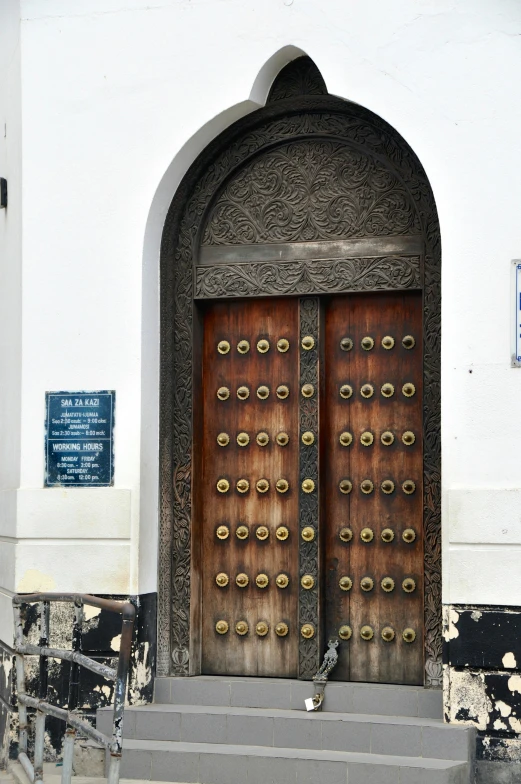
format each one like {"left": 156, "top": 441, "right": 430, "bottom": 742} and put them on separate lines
{"left": 298, "top": 297, "right": 322, "bottom": 679}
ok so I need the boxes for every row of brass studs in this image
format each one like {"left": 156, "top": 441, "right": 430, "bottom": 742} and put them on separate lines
{"left": 339, "top": 382, "right": 416, "bottom": 399}
{"left": 338, "top": 576, "right": 417, "bottom": 593}
{"left": 216, "top": 524, "right": 290, "bottom": 541}
{"left": 215, "top": 572, "right": 290, "bottom": 589}
{"left": 217, "top": 525, "right": 314, "bottom": 541}
{"left": 216, "top": 524, "right": 415, "bottom": 544}
{"left": 216, "top": 335, "right": 318, "bottom": 356}
{"left": 215, "top": 620, "right": 290, "bottom": 637}
{"left": 339, "top": 431, "right": 415, "bottom": 447}
{"left": 218, "top": 335, "right": 415, "bottom": 355}
{"left": 340, "top": 335, "right": 415, "bottom": 352}
{"left": 215, "top": 620, "right": 416, "bottom": 642}
{"left": 216, "top": 384, "right": 293, "bottom": 401}
{"left": 217, "top": 338, "right": 290, "bottom": 355}
{"left": 338, "top": 478, "right": 416, "bottom": 495}
{"left": 219, "top": 429, "right": 416, "bottom": 450}
{"left": 217, "top": 431, "right": 290, "bottom": 447}
{"left": 218, "top": 381, "right": 416, "bottom": 402}
{"left": 338, "top": 625, "right": 416, "bottom": 643}
{"left": 339, "top": 527, "right": 417, "bottom": 544}
{"left": 216, "top": 478, "right": 291, "bottom": 494}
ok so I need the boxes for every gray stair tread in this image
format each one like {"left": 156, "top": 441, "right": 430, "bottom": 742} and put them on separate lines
{"left": 159, "top": 676, "right": 429, "bottom": 693}
{"left": 121, "top": 739, "right": 466, "bottom": 770}
{"left": 107, "top": 703, "right": 458, "bottom": 730}
{"left": 160, "top": 676, "right": 426, "bottom": 688}
{"left": 154, "top": 676, "right": 443, "bottom": 719}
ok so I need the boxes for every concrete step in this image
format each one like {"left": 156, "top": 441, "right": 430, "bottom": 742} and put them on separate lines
{"left": 117, "top": 738, "right": 470, "bottom": 784}
{"left": 98, "top": 704, "right": 472, "bottom": 762}
{"left": 153, "top": 676, "right": 442, "bottom": 718}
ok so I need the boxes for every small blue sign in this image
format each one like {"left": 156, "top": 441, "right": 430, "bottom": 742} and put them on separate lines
{"left": 45, "top": 391, "right": 115, "bottom": 487}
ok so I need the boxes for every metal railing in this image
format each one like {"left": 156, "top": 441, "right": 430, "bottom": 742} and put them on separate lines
{"left": 12, "top": 593, "right": 136, "bottom": 784}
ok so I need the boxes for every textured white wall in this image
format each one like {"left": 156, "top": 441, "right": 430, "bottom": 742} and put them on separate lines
{"left": 2, "top": 0, "right": 521, "bottom": 642}
{"left": 0, "top": 0, "right": 22, "bottom": 643}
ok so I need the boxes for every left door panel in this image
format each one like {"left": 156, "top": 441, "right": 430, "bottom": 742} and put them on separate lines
{"left": 201, "top": 299, "right": 299, "bottom": 677}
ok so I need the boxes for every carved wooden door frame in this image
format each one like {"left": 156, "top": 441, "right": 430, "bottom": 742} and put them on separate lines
{"left": 158, "top": 95, "right": 442, "bottom": 687}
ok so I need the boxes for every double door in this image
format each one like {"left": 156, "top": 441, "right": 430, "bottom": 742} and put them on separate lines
{"left": 199, "top": 292, "right": 423, "bottom": 684}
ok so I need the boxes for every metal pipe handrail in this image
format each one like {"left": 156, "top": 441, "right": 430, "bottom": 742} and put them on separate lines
{"left": 15, "top": 644, "right": 117, "bottom": 680}
{"left": 12, "top": 592, "right": 136, "bottom": 784}
{"left": 12, "top": 592, "right": 136, "bottom": 619}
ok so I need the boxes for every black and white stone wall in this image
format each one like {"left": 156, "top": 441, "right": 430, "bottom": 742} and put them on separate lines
{"left": 444, "top": 605, "right": 521, "bottom": 783}
{"left": 0, "top": 592, "right": 156, "bottom": 766}
{"left": 0, "top": 640, "right": 14, "bottom": 770}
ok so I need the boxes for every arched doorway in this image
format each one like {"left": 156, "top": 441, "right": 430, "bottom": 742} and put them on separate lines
{"left": 158, "top": 57, "right": 441, "bottom": 688}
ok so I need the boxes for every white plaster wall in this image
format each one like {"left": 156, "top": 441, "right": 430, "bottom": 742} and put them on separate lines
{"left": 2, "top": 0, "right": 521, "bottom": 640}
{"left": 0, "top": 0, "right": 22, "bottom": 644}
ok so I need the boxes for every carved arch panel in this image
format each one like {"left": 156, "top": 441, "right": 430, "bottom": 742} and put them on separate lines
{"left": 159, "top": 95, "right": 441, "bottom": 686}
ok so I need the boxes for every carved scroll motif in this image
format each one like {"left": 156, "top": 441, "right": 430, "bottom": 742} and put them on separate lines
{"left": 202, "top": 141, "right": 421, "bottom": 247}
{"left": 195, "top": 256, "right": 420, "bottom": 299}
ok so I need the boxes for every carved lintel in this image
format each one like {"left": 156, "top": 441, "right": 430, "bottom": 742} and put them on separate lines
{"left": 195, "top": 256, "right": 421, "bottom": 300}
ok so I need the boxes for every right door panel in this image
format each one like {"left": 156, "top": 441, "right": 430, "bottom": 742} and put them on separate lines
{"left": 324, "top": 292, "right": 424, "bottom": 684}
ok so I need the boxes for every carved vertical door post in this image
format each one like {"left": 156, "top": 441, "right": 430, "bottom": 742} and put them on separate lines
{"left": 298, "top": 298, "right": 321, "bottom": 678}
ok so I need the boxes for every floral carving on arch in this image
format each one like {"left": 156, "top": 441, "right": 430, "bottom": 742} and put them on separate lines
{"left": 202, "top": 140, "right": 421, "bottom": 246}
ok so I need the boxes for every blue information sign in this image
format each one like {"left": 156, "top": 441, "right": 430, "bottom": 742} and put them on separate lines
{"left": 45, "top": 391, "right": 115, "bottom": 487}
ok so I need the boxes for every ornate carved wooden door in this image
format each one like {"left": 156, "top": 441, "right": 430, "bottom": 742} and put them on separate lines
{"left": 199, "top": 292, "right": 423, "bottom": 684}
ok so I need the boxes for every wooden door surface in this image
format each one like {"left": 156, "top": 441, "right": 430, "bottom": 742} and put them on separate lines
{"left": 201, "top": 298, "right": 299, "bottom": 677}
{"left": 324, "top": 292, "right": 424, "bottom": 684}
{"left": 200, "top": 292, "right": 424, "bottom": 683}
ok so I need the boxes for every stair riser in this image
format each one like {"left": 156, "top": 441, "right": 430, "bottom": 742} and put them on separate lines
{"left": 116, "top": 747, "right": 469, "bottom": 784}
{"left": 98, "top": 712, "right": 471, "bottom": 761}
{"left": 154, "top": 678, "right": 442, "bottom": 719}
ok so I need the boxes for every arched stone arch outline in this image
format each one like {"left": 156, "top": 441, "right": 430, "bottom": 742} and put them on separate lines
{"left": 158, "top": 80, "right": 441, "bottom": 686}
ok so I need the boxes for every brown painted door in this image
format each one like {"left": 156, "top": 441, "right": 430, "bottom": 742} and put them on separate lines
{"left": 324, "top": 292, "right": 423, "bottom": 684}
{"left": 201, "top": 298, "right": 299, "bottom": 677}
{"left": 199, "top": 291, "right": 424, "bottom": 683}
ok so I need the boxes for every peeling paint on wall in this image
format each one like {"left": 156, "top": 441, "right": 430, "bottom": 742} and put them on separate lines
{"left": 507, "top": 675, "right": 521, "bottom": 695}
{"left": 443, "top": 608, "right": 460, "bottom": 641}
{"left": 495, "top": 700, "right": 511, "bottom": 717}
{"left": 111, "top": 634, "right": 121, "bottom": 652}
{"left": 129, "top": 642, "right": 150, "bottom": 702}
{"left": 83, "top": 606, "right": 101, "bottom": 622}
{"left": 1, "top": 593, "right": 156, "bottom": 764}
{"left": 0, "top": 641, "right": 14, "bottom": 770}
{"left": 508, "top": 716, "right": 521, "bottom": 733}
{"left": 449, "top": 669, "right": 492, "bottom": 730}
{"left": 93, "top": 684, "right": 112, "bottom": 700}
{"left": 445, "top": 604, "right": 521, "bottom": 770}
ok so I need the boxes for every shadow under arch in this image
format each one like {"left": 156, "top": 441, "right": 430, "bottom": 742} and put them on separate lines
{"left": 153, "top": 56, "right": 441, "bottom": 687}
